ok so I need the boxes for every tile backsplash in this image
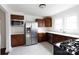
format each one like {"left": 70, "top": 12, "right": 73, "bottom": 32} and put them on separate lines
{"left": 37, "top": 27, "right": 53, "bottom": 33}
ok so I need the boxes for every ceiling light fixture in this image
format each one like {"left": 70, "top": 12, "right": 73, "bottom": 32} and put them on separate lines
{"left": 39, "top": 4, "right": 46, "bottom": 9}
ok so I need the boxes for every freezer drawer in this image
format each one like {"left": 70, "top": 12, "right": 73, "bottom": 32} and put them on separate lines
{"left": 31, "top": 37, "right": 38, "bottom": 45}
{"left": 26, "top": 37, "right": 31, "bottom": 46}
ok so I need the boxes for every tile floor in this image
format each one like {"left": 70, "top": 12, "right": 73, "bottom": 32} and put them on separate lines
{"left": 9, "top": 42, "right": 53, "bottom": 55}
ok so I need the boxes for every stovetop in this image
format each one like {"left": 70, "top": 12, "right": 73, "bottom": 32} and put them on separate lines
{"left": 60, "top": 41, "right": 79, "bottom": 55}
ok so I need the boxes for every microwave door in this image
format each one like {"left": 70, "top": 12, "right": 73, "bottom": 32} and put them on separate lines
{"left": 11, "top": 21, "right": 23, "bottom": 26}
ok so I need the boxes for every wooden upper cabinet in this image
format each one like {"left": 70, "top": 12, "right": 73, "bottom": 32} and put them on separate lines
{"left": 11, "top": 14, "right": 24, "bottom": 20}
{"left": 44, "top": 17, "right": 52, "bottom": 27}
{"left": 35, "top": 19, "right": 45, "bottom": 27}
{"left": 35, "top": 16, "right": 52, "bottom": 27}
{"left": 42, "top": 19, "right": 45, "bottom": 27}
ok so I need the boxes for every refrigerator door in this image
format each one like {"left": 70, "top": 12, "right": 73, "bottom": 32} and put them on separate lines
{"left": 26, "top": 27, "right": 32, "bottom": 46}
{"left": 31, "top": 37, "right": 38, "bottom": 44}
{"left": 32, "top": 22, "right": 38, "bottom": 30}
{"left": 31, "top": 22, "right": 38, "bottom": 44}
{"left": 26, "top": 36, "right": 31, "bottom": 46}
{"left": 26, "top": 34, "right": 31, "bottom": 45}
{"left": 25, "top": 22, "right": 38, "bottom": 45}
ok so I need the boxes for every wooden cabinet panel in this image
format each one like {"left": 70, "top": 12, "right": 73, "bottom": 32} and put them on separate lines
{"left": 35, "top": 16, "right": 52, "bottom": 27}
{"left": 17, "top": 34, "right": 25, "bottom": 45}
{"left": 11, "top": 15, "right": 24, "bottom": 20}
{"left": 46, "top": 33, "right": 53, "bottom": 44}
{"left": 44, "top": 17, "right": 52, "bottom": 27}
{"left": 37, "top": 32, "right": 78, "bottom": 43}
{"left": 52, "top": 34, "right": 77, "bottom": 43}
{"left": 38, "top": 19, "right": 43, "bottom": 27}
{"left": 46, "top": 33, "right": 67, "bottom": 44}
{"left": 53, "top": 34, "right": 67, "bottom": 43}
{"left": 36, "top": 19, "right": 45, "bottom": 27}
{"left": 42, "top": 20, "right": 46, "bottom": 27}
{"left": 11, "top": 34, "right": 25, "bottom": 47}
{"left": 11, "top": 35, "right": 18, "bottom": 47}
{"left": 37, "top": 33, "right": 46, "bottom": 42}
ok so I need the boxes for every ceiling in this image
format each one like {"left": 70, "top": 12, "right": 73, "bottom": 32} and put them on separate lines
{"left": 7, "top": 4, "right": 76, "bottom": 16}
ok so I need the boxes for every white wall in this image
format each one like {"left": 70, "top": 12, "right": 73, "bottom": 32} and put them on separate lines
{"left": 25, "top": 15, "right": 42, "bottom": 22}
{"left": 11, "top": 14, "right": 42, "bottom": 34}
{"left": 53, "top": 5, "right": 79, "bottom": 34}
{"left": 5, "top": 13, "right": 11, "bottom": 52}
{"left": 25, "top": 15, "right": 54, "bottom": 33}
{"left": 0, "top": 8, "right": 6, "bottom": 49}
{"left": 0, "top": 17, "right": 1, "bottom": 49}
{"left": 11, "top": 26, "right": 24, "bottom": 34}
{"left": 0, "top": 4, "right": 12, "bottom": 53}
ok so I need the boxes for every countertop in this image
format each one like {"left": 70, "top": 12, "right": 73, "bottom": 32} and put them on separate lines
{"left": 38, "top": 30, "right": 79, "bottom": 38}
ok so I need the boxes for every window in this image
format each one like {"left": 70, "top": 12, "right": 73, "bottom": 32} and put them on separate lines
{"left": 54, "top": 15, "right": 78, "bottom": 34}
{"left": 54, "top": 18, "right": 63, "bottom": 32}
{"left": 64, "top": 15, "right": 78, "bottom": 33}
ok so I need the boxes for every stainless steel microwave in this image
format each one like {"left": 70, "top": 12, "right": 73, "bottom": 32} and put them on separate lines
{"left": 11, "top": 21, "right": 24, "bottom": 26}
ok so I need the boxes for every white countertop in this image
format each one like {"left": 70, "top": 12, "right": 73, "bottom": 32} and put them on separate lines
{"left": 38, "top": 30, "right": 79, "bottom": 38}
{"left": 46, "top": 31, "right": 79, "bottom": 38}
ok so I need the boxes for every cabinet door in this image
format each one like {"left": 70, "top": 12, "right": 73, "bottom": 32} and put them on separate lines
{"left": 46, "top": 33, "right": 53, "bottom": 44}
{"left": 35, "top": 19, "right": 45, "bottom": 27}
{"left": 53, "top": 34, "right": 66, "bottom": 43}
{"left": 42, "top": 20, "right": 45, "bottom": 27}
{"left": 11, "top": 34, "right": 25, "bottom": 47}
{"left": 38, "top": 20, "right": 43, "bottom": 27}
{"left": 17, "top": 34, "right": 25, "bottom": 45}
{"left": 44, "top": 17, "right": 52, "bottom": 27}
{"left": 11, "top": 35, "right": 18, "bottom": 47}
{"left": 11, "top": 15, "right": 24, "bottom": 20}
{"left": 38, "top": 33, "right": 46, "bottom": 42}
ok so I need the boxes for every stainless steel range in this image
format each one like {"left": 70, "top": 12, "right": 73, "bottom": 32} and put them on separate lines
{"left": 60, "top": 41, "right": 79, "bottom": 55}
{"left": 55, "top": 39, "right": 79, "bottom": 55}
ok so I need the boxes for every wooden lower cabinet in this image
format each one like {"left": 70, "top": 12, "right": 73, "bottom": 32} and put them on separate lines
{"left": 52, "top": 34, "right": 77, "bottom": 43}
{"left": 46, "top": 33, "right": 53, "bottom": 44}
{"left": 46, "top": 33, "right": 77, "bottom": 44}
{"left": 37, "top": 33, "right": 46, "bottom": 42}
{"left": 53, "top": 34, "right": 67, "bottom": 43}
{"left": 11, "top": 34, "right": 25, "bottom": 47}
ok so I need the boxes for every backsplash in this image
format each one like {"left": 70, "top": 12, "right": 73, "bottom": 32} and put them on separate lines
{"left": 37, "top": 27, "right": 53, "bottom": 33}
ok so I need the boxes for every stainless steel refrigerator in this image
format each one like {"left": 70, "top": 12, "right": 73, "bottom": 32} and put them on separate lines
{"left": 25, "top": 22, "right": 38, "bottom": 46}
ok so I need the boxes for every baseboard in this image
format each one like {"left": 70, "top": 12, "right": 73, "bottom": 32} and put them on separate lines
{"left": 1, "top": 48, "right": 8, "bottom": 55}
